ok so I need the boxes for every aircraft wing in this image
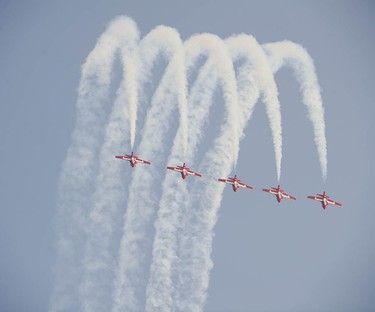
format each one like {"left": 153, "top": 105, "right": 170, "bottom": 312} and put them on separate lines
{"left": 238, "top": 182, "right": 253, "bottom": 189}
{"left": 188, "top": 170, "right": 202, "bottom": 177}
{"left": 282, "top": 192, "right": 296, "bottom": 200}
{"left": 308, "top": 195, "right": 322, "bottom": 201}
{"left": 167, "top": 166, "right": 182, "bottom": 172}
{"left": 328, "top": 199, "right": 342, "bottom": 206}
{"left": 218, "top": 178, "right": 234, "bottom": 185}
{"left": 262, "top": 188, "right": 277, "bottom": 194}
{"left": 115, "top": 155, "right": 131, "bottom": 160}
{"left": 136, "top": 158, "right": 151, "bottom": 165}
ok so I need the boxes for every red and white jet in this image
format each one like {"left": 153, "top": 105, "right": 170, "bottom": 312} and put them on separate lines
{"left": 307, "top": 191, "right": 342, "bottom": 209}
{"left": 115, "top": 151, "right": 151, "bottom": 168}
{"left": 167, "top": 163, "right": 202, "bottom": 180}
{"left": 218, "top": 175, "right": 253, "bottom": 192}
{"left": 262, "top": 185, "right": 296, "bottom": 203}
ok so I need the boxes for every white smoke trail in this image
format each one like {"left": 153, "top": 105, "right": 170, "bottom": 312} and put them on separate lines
{"left": 126, "top": 53, "right": 139, "bottom": 150}
{"left": 263, "top": 40, "right": 327, "bottom": 180}
{"left": 175, "top": 34, "right": 282, "bottom": 312}
{"left": 111, "top": 26, "right": 188, "bottom": 312}
{"left": 50, "top": 16, "right": 138, "bottom": 312}
{"left": 78, "top": 24, "right": 140, "bottom": 312}
{"left": 227, "top": 34, "right": 282, "bottom": 181}
{"left": 162, "top": 58, "right": 220, "bottom": 312}
{"left": 145, "top": 33, "right": 240, "bottom": 312}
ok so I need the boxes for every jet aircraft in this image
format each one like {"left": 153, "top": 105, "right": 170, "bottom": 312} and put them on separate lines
{"left": 167, "top": 163, "right": 202, "bottom": 180}
{"left": 218, "top": 175, "right": 253, "bottom": 192}
{"left": 307, "top": 191, "right": 342, "bottom": 209}
{"left": 115, "top": 151, "right": 151, "bottom": 168}
{"left": 262, "top": 185, "right": 296, "bottom": 203}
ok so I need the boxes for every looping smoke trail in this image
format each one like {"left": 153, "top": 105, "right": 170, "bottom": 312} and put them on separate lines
{"left": 184, "top": 34, "right": 241, "bottom": 167}
{"left": 79, "top": 25, "right": 140, "bottom": 312}
{"left": 227, "top": 34, "right": 282, "bottom": 181}
{"left": 263, "top": 40, "right": 327, "bottom": 181}
{"left": 50, "top": 16, "right": 138, "bottom": 312}
{"left": 112, "top": 26, "right": 188, "bottom": 312}
{"left": 175, "top": 34, "right": 280, "bottom": 312}
{"left": 145, "top": 33, "right": 240, "bottom": 312}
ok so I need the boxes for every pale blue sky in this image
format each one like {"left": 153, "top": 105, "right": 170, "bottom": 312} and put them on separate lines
{"left": 0, "top": 1, "right": 374, "bottom": 311}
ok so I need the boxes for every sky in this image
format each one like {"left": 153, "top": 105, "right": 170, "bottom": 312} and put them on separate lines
{"left": 0, "top": 1, "right": 374, "bottom": 311}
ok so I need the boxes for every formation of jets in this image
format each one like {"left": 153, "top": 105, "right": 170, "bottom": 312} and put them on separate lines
{"left": 115, "top": 151, "right": 342, "bottom": 209}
